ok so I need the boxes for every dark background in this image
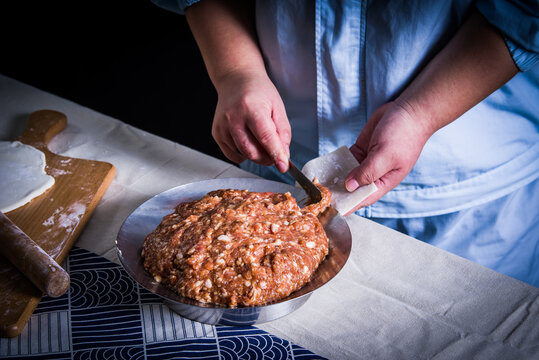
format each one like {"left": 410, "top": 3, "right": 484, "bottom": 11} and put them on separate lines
{"left": 1, "top": 0, "right": 229, "bottom": 163}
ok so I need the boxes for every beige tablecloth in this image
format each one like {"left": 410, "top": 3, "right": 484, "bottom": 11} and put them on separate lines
{"left": 1, "top": 74, "right": 537, "bottom": 359}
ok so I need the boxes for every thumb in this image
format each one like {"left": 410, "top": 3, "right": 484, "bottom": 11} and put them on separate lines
{"left": 344, "top": 148, "right": 391, "bottom": 192}
{"left": 342, "top": 151, "right": 392, "bottom": 212}
{"left": 272, "top": 102, "right": 291, "bottom": 159}
{"left": 344, "top": 147, "right": 413, "bottom": 210}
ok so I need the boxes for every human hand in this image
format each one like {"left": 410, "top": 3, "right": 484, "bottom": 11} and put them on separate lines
{"left": 344, "top": 101, "right": 434, "bottom": 214}
{"left": 212, "top": 71, "right": 291, "bottom": 173}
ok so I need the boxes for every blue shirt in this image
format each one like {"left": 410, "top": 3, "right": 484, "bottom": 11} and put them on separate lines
{"left": 154, "top": 0, "right": 539, "bottom": 219}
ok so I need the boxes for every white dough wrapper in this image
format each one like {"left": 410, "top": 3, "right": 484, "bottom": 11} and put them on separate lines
{"left": 302, "top": 146, "right": 377, "bottom": 215}
{"left": 0, "top": 141, "right": 55, "bottom": 212}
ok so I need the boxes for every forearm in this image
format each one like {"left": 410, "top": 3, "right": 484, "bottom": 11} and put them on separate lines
{"left": 185, "top": 0, "right": 290, "bottom": 171}
{"left": 345, "top": 9, "right": 520, "bottom": 205}
{"left": 396, "top": 10, "right": 519, "bottom": 136}
{"left": 185, "top": 0, "right": 266, "bottom": 89}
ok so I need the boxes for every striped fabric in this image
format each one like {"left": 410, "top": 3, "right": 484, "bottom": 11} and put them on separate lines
{"left": 0, "top": 247, "right": 325, "bottom": 360}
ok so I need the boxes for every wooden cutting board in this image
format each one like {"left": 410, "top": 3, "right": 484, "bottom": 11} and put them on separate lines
{"left": 0, "top": 110, "right": 116, "bottom": 338}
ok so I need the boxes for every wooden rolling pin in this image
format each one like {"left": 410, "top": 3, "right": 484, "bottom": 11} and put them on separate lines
{"left": 0, "top": 212, "right": 70, "bottom": 298}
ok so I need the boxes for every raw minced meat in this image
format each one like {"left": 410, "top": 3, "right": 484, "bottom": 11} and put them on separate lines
{"left": 142, "top": 181, "right": 331, "bottom": 307}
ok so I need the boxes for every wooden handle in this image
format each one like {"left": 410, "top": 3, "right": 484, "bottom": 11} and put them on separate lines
{"left": 0, "top": 212, "right": 70, "bottom": 297}
{"left": 17, "top": 110, "right": 67, "bottom": 150}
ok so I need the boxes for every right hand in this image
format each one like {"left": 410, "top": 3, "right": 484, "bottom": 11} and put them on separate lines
{"left": 212, "top": 71, "right": 291, "bottom": 173}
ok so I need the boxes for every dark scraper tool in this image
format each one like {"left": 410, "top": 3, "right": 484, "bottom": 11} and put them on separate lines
{"left": 287, "top": 160, "right": 322, "bottom": 206}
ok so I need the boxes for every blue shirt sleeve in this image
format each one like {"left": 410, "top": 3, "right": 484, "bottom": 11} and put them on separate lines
{"left": 151, "top": 0, "right": 200, "bottom": 14}
{"left": 475, "top": 0, "right": 539, "bottom": 71}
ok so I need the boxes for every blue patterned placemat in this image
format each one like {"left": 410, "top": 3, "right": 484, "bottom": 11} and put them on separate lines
{"left": 0, "top": 247, "right": 326, "bottom": 359}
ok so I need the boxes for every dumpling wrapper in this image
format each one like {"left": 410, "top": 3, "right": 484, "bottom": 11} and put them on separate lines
{"left": 302, "top": 146, "right": 377, "bottom": 215}
{"left": 0, "top": 141, "right": 55, "bottom": 212}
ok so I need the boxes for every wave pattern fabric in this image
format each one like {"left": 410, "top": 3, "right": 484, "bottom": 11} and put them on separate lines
{"left": 0, "top": 247, "right": 325, "bottom": 360}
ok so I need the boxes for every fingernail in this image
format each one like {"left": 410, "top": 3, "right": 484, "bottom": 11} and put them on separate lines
{"left": 345, "top": 178, "right": 359, "bottom": 192}
{"left": 275, "top": 159, "right": 288, "bottom": 173}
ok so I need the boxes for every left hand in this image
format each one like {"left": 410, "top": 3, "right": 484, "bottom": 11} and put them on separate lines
{"left": 344, "top": 100, "right": 433, "bottom": 214}
{"left": 343, "top": 9, "right": 518, "bottom": 215}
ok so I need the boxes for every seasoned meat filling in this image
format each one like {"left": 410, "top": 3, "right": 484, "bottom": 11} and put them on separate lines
{"left": 142, "top": 182, "right": 331, "bottom": 307}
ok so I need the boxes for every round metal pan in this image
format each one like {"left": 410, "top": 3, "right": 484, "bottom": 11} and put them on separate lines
{"left": 116, "top": 178, "right": 351, "bottom": 326}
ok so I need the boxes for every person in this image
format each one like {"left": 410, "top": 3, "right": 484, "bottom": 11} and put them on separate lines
{"left": 152, "top": 0, "right": 539, "bottom": 286}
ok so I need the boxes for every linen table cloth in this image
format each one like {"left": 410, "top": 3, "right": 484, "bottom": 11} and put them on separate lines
{"left": 0, "top": 74, "right": 537, "bottom": 359}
